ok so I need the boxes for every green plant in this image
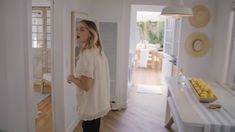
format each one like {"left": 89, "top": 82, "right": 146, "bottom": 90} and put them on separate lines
{"left": 137, "top": 21, "right": 164, "bottom": 45}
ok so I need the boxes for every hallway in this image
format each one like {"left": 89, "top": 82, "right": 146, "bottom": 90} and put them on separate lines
{"left": 75, "top": 68, "right": 176, "bottom": 132}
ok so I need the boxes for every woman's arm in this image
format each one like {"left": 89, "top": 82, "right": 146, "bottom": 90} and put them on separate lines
{"left": 67, "top": 75, "right": 93, "bottom": 91}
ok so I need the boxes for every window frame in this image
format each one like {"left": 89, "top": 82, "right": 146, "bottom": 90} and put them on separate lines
{"left": 32, "top": 7, "right": 51, "bottom": 48}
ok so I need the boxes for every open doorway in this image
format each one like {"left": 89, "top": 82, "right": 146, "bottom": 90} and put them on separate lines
{"left": 32, "top": 1, "right": 53, "bottom": 131}
{"left": 128, "top": 7, "right": 165, "bottom": 96}
{"left": 125, "top": 5, "right": 180, "bottom": 131}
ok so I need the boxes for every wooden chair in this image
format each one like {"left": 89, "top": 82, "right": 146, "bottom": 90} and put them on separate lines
{"left": 135, "top": 49, "right": 141, "bottom": 67}
{"left": 148, "top": 49, "right": 163, "bottom": 70}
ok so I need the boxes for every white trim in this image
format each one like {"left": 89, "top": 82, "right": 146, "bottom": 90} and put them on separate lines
{"left": 52, "top": 0, "right": 65, "bottom": 131}
{"left": 32, "top": 0, "right": 50, "bottom": 7}
{"left": 116, "top": 21, "right": 125, "bottom": 109}
{"left": 50, "top": 0, "right": 57, "bottom": 131}
{"left": 66, "top": 119, "right": 80, "bottom": 132}
{"left": 26, "top": 0, "right": 36, "bottom": 131}
{"left": 229, "top": 9, "right": 235, "bottom": 85}
{"left": 118, "top": 1, "right": 129, "bottom": 109}
{"left": 223, "top": 9, "right": 235, "bottom": 86}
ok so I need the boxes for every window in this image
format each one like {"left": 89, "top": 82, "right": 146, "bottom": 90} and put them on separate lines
{"left": 32, "top": 7, "right": 51, "bottom": 82}
{"left": 32, "top": 7, "right": 51, "bottom": 48}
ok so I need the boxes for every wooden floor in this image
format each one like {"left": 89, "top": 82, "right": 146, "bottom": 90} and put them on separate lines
{"left": 132, "top": 67, "right": 162, "bottom": 85}
{"left": 34, "top": 85, "right": 53, "bottom": 132}
{"left": 74, "top": 67, "right": 176, "bottom": 132}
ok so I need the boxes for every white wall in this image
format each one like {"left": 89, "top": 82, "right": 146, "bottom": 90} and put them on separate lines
{"left": 0, "top": 0, "right": 35, "bottom": 131}
{"left": 63, "top": 0, "right": 92, "bottom": 131}
{"left": 90, "top": 0, "right": 125, "bottom": 108}
{"left": 211, "top": 0, "right": 234, "bottom": 83}
{"left": 179, "top": 0, "right": 216, "bottom": 78}
{"left": 90, "top": 0, "right": 123, "bottom": 21}
{"left": 0, "top": 1, "right": 8, "bottom": 131}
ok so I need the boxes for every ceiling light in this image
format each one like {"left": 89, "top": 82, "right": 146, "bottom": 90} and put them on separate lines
{"left": 161, "top": 0, "right": 193, "bottom": 17}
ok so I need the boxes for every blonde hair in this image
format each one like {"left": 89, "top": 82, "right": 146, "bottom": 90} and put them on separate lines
{"left": 79, "top": 20, "right": 103, "bottom": 55}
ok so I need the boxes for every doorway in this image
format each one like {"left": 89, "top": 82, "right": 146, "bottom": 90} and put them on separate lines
{"left": 123, "top": 5, "right": 179, "bottom": 131}
{"left": 128, "top": 5, "right": 165, "bottom": 97}
{"left": 127, "top": 4, "right": 181, "bottom": 107}
{"left": 32, "top": 1, "right": 53, "bottom": 131}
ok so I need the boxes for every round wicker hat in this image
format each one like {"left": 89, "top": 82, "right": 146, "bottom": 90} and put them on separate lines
{"left": 185, "top": 32, "right": 209, "bottom": 57}
{"left": 189, "top": 5, "right": 210, "bottom": 28}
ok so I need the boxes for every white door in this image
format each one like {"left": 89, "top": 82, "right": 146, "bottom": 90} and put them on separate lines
{"left": 162, "top": 17, "right": 180, "bottom": 83}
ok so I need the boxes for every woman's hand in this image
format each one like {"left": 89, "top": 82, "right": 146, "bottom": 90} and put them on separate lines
{"left": 67, "top": 74, "right": 93, "bottom": 92}
{"left": 67, "top": 74, "right": 75, "bottom": 84}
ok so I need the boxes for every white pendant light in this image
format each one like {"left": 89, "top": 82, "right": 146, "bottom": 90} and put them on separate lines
{"left": 161, "top": 0, "right": 193, "bottom": 17}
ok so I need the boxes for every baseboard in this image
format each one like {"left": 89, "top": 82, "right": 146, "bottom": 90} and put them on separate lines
{"left": 66, "top": 118, "right": 80, "bottom": 132}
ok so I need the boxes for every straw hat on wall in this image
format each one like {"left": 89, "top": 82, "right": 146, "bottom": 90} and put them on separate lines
{"left": 189, "top": 5, "right": 210, "bottom": 28}
{"left": 185, "top": 32, "right": 209, "bottom": 57}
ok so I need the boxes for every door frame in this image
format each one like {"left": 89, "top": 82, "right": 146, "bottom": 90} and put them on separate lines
{"left": 27, "top": 0, "right": 64, "bottom": 131}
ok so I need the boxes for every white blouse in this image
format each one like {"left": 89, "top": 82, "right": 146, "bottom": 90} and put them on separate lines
{"left": 75, "top": 48, "right": 110, "bottom": 121}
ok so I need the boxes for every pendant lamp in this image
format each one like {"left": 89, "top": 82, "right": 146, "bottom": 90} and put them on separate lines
{"left": 161, "top": 0, "right": 193, "bottom": 17}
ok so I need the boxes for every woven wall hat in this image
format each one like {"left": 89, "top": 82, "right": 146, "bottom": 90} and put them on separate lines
{"left": 185, "top": 32, "right": 209, "bottom": 57}
{"left": 188, "top": 5, "right": 210, "bottom": 28}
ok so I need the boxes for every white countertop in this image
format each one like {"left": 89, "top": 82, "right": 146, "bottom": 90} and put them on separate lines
{"left": 167, "top": 78, "right": 204, "bottom": 126}
{"left": 166, "top": 77, "right": 235, "bottom": 132}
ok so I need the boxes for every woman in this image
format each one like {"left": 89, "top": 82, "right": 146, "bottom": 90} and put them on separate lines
{"left": 67, "top": 20, "right": 110, "bottom": 132}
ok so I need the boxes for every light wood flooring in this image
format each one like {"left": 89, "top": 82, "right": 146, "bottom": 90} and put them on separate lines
{"left": 34, "top": 85, "right": 53, "bottom": 132}
{"left": 132, "top": 67, "right": 163, "bottom": 85}
{"left": 74, "top": 67, "right": 176, "bottom": 132}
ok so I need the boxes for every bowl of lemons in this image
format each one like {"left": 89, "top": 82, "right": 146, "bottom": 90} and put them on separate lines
{"left": 189, "top": 78, "right": 217, "bottom": 103}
